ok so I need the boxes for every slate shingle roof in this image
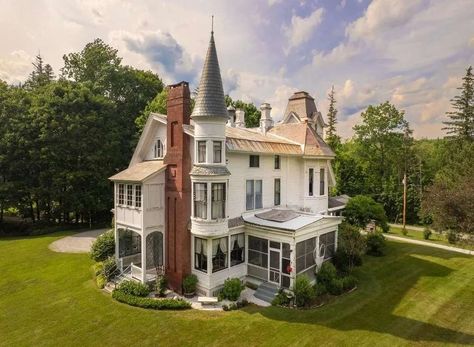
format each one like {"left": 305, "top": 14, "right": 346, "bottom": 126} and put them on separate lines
{"left": 191, "top": 32, "right": 228, "bottom": 119}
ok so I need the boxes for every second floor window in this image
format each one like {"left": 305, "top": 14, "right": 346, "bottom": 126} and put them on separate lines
{"left": 193, "top": 183, "right": 207, "bottom": 219}
{"left": 127, "top": 185, "right": 133, "bottom": 206}
{"left": 135, "top": 185, "right": 142, "bottom": 208}
{"left": 154, "top": 139, "right": 164, "bottom": 158}
{"left": 274, "top": 178, "right": 281, "bottom": 206}
{"left": 246, "top": 179, "right": 263, "bottom": 210}
{"left": 213, "top": 141, "right": 222, "bottom": 163}
{"left": 211, "top": 183, "right": 226, "bottom": 219}
{"left": 274, "top": 155, "right": 280, "bottom": 169}
{"left": 320, "top": 168, "right": 325, "bottom": 195}
{"left": 118, "top": 184, "right": 124, "bottom": 205}
{"left": 308, "top": 168, "right": 314, "bottom": 196}
{"left": 249, "top": 155, "right": 260, "bottom": 168}
{"left": 197, "top": 141, "right": 206, "bottom": 163}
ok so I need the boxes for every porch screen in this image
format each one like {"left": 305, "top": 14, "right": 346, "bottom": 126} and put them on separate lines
{"left": 296, "top": 237, "right": 316, "bottom": 273}
{"left": 320, "top": 231, "right": 336, "bottom": 259}
{"left": 118, "top": 228, "right": 141, "bottom": 257}
{"left": 248, "top": 236, "right": 268, "bottom": 268}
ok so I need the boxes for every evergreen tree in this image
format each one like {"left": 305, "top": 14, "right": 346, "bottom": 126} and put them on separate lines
{"left": 25, "top": 54, "right": 54, "bottom": 88}
{"left": 325, "top": 85, "right": 341, "bottom": 149}
{"left": 443, "top": 66, "right": 474, "bottom": 140}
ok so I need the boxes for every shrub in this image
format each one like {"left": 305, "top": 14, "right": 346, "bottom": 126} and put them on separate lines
{"left": 117, "top": 280, "right": 150, "bottom": 297}
{"left": 423, "top": 227, "right": 432, "bottom": 240}
{"left": 272, "top": 290, "right": 291, "bottom": 306}
{"left": 366, "top": 233, "right": 386, "bottom": 256}
{"left": 293, "top": 275, "right": 315, "bottom": 307}
{"left": 327, "top": 278, "right": 344, "bottom": 296}
{"left": 220, "top": 278, "right": 244, "bottom": 301}
{"left": 342, "top": 276, "right": 358, "bottom": 291}
{"left": 93, "top": 262, "right": 104, "bottom": 276}
{"left": 334, "top": 223, "right": 365, "bottom": 272}
{"left": 447, "top": 230, "right": 457, "bottom": 244}
{"left": 102, "top": 257, "right": 118, "bottom": 281}
{"left": 316, "top": 262, "right": 337, "bottom": 287}
{"left": 155, "top": 276, "right": 167, "bottom": 297}
{"left": 314, "top": 282, "right": 327, "bottom": 297}
{"left": 90, "top": 230, "right": 115, "bottom": 262}
{"left": 96, "top": 274, "right": 107, "bottom": 289}
{"left": 112, "top": 290, "right": 191, "bottom": 310}
{"left": 182, "top": 274, "right": 198, "bottom": 294}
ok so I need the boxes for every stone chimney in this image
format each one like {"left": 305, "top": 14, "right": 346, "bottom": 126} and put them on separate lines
{"left": 227, "top": 106, "right": 236, "bottom": 127}
{"left": 235, "top": 108, "right": 245, "bottom": 128}
{"left": 259, "top": 103, "right": 273, "bottom": 134}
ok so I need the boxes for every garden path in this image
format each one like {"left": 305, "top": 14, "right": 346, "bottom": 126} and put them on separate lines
{"left": 49, "top": 228, "right": 107, "bottom": 253}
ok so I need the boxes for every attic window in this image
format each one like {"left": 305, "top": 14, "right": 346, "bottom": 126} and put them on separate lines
{"left": 154, "top": 139, "right": 164, "bottom": 159}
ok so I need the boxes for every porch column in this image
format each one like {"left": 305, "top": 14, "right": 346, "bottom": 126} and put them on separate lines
{"left": 115, "top": 227, "right": 120, "bottom": 271}
{"left": 289, "top": 241, "right": 296, "bottom": 289}
{"left": 141, "top": 231, "right": 147, "bottom": 283}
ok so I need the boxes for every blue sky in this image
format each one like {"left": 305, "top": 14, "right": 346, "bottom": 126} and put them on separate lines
{"left": 1, "top": 0, "right": 473, "bottom": 138}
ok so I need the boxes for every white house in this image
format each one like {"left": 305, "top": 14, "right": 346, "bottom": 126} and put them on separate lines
{"left": 109, "top": 30, "right": 344, "bottom": 301}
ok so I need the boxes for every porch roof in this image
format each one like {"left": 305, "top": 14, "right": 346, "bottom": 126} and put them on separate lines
{"left": 242, "top": 209, "right": 324, "bottom": 231}
{"left": 109, "top": 161, "right": 166, "bottom": 182}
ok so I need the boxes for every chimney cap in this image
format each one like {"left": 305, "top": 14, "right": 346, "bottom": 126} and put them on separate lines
{"left": 260, "top": 102, "right": 272, "bottom": 110}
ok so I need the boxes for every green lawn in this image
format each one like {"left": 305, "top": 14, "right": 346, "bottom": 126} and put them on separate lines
{"left": 389, "top": 227, "right": 474, "bottom": 251}
{"left": 0, "top": 232, "right": 473, "bottom": 346}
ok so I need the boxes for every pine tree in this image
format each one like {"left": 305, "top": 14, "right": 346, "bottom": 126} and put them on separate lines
{"left": 326, "top": 85, "right": 341, "bottom": 149}
{"left": 26, "top": 54, "right": 55, "bottom": 88}
{"left": 443, "top": 66, "right": 474, "bottom": 141}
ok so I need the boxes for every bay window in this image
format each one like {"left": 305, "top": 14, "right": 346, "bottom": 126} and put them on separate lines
{"left": 135, "top": 185, "right": 142, "bottom": 208}
{"left": 118, "top": 184, "right": 124, "bottom": 205}
{"left": 193, "top": 183, "right": 207, "bottom": 219}
{"left": 212, "top": 237, "right": 228, "bottom": 272}
{"left": 211, "top": 183, "right": 226, "bottom": 219}
{"left": 213, "top": 141, "right": 222, "bottom": 163}
{"left": 230, "top": 233, "right": 245, "bottom": 266}
{"left": 194, "top": 237, "right": 208, "bottom": 272}
{"left": 197, "top": 141, "right": 206, "bottom": 163}
{"left": 126, "top": 184, "right": 133, "bottom": 206}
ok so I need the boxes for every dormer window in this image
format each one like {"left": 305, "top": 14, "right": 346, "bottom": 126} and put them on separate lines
{"left": 213, "top": 141, "right": 222, "bottom": 163}
{"left": 197, "top": 141, "right": 206, "bottom": 163}
{"left": 154, "top": 138, "right": 164, "bottom": 159}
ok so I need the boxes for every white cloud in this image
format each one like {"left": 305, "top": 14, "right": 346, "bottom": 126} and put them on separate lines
{"left": 283, "top": 8, "right": 324, "bottom": 50}
{"left": 0, "top": 50, "right": 32, "bottom": 84}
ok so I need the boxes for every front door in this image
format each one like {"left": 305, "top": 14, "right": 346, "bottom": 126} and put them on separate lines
{"left": 269, "top": 249, "right": 280, "bottom": 285}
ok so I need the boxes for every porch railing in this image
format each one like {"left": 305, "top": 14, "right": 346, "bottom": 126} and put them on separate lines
{"left": 131, "top": 263, "right": 142, "bottom": 280}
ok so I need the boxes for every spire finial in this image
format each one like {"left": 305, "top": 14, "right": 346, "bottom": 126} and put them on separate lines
{"left": 211, "top": 15, "right": 214, "bottom": 34}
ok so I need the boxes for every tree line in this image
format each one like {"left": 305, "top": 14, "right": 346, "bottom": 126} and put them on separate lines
{"left": 327, "top": 66, "right": 473, "bottom": 237}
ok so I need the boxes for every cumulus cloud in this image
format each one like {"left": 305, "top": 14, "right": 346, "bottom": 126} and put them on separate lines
{"left": 284, "top": 8, "right": 324, "bottom": 50}
{"left": 0, "top": 50, "right": 32, "bottom": 84}
{"left": 110, "top": 30, "right": 199, "bottom": 84}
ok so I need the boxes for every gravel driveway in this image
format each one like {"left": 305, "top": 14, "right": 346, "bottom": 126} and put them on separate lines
{"left": 49, "top": 228, "right": 108, "bottom": 253}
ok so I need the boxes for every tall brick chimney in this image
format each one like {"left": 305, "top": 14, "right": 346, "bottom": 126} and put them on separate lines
{"left": 164, "top": 81, "right": 192, "bottom": 293}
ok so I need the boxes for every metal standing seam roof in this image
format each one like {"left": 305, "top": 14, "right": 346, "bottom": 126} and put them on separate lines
{"left": 243, "top": 210, "right": 324, "bottom": 231}
{"left": 109, "top": 161, "right": 167, "bottom": 182}
{"left": 190, "top": 165, "right": 231, "bottom": 176}
{"left": 191, "top": 32, "right": 228, "bottom": 119}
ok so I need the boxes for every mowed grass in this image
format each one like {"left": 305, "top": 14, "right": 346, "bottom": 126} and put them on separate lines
{"left": 389, "top": 227, "right": 474, "bottom": 251}
{"left": 0, "top": 232, "right": 473, "bottom": 347}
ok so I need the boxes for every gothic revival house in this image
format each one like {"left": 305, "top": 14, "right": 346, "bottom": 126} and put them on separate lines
{"left": 109, "top": 31, "right": 344, "bottom": 298}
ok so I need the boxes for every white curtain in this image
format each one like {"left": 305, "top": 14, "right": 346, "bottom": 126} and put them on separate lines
{"left": 211, "top": 183, "right": 225, "bottom": 219}
{"left": 220, "top": 237, "right": 228, "bottom": 267}
{"left": 194, "top": 183, "right": 207, "bottom": 219}
{"left": 212, "top": 239, "right": 219, "bottom": 257}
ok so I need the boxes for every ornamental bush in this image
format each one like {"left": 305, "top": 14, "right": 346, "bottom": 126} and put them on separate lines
{"left": 155, "top": 275, "right": 167, "bottom": 297}
{"left": 316, "top": 262, "right": 337, "bottom": 287}
{"left": 334, "top": 222, "right": 365, "bottom": 273}
{"left": 366, "top": 233, "right": 386, "bottom": 256}
{"left": 342, "top": 276, "right": 358, "bottom": 291}
{"left": 328, "top": 278, "right": 344, "bottom": 296}
{"left": 102, "top": 257, "right": 118, "bottom": 281}
{"left": 220, "top": 278, "right": 244, "bottom": 301}
{"left": 96, "top": 274, "right": 107, "bottom": 289}
{"left": 423, "top": 227, "right": 432, "bottom": 240}
{"left": 293, "top": 275, "right": 315, "bottom": 308}
{"left": 182, "top": 274, "right": 198, "bottom": 294}
{"left": 112, "top": 290, "right": 191, "bottom": 310}
{"left": 117, "top": 280, "right": 150, "bottom": 297}
{"left": 90, "top": 230, "right": 115, "bottom": 262}
{"left": 272, "top": 289, "right": 292, "bottom": 306}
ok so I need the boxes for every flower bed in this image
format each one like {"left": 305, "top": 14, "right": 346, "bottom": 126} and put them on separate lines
{"left": 112, "top": 289, "right": 191, "bottom": 310}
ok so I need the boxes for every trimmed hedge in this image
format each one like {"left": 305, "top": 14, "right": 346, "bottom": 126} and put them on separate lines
{"left": 112, "top": 290, "right": 191, "bottom": 310}
{"left": 117, "top": 280, "right": 150, "bottom": 297}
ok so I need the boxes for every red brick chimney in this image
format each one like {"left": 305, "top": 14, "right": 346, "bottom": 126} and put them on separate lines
{"left": 164, "top": 81, "right": 192, "bottom": 293}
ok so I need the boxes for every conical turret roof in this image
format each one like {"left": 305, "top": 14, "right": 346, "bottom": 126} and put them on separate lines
{"left": 191, "top": 32, "right": 228, "bottom": 119}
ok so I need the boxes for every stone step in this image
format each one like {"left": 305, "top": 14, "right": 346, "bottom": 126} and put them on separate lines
{"left": 254, "top": 282, "right": 279, "bottom": 303}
